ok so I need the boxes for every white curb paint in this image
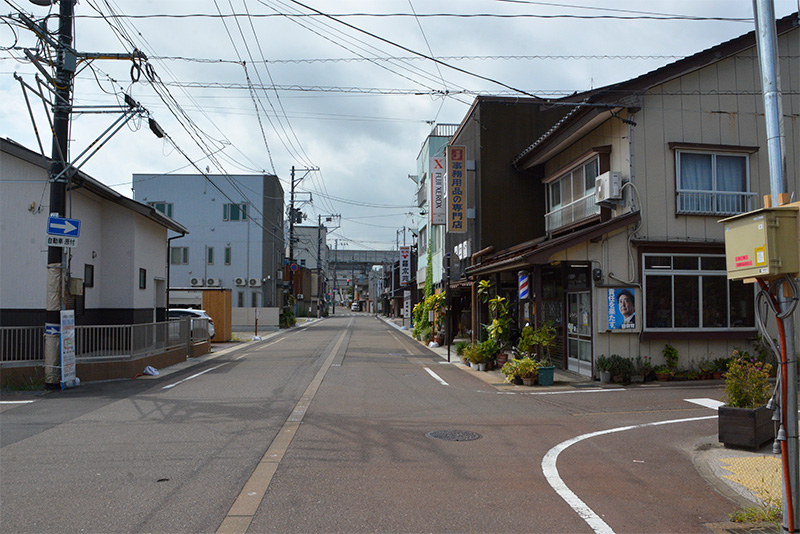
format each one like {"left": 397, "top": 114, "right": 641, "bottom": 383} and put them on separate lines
{"left": 685, "top": 398, "right": 724, "bottom": 410}
{"left": 424, "top": 367, "right": 449, "bottom": 386}
{"left": 542, "top": 415, "right": 717, "bottom": 534}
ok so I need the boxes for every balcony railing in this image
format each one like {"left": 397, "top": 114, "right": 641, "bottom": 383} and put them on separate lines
{"left": 545, "top": 194, "right": 601, "bottom": 233}
{"left": 676, "top": 189, "right": 757, "bottom": 216}
{"left": 0, "top": 319, "right": 210, "bottom": 364}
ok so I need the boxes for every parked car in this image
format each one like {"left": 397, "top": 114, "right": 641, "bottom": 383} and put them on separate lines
{"left": 168, "top": 308, "right": 216, "bottom": 339}
{"left": 351, "top": 302, "right": 360, "bottom": 312}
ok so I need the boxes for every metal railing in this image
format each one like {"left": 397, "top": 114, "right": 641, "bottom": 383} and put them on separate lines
{"left": 676, "top": 189, "right": 757, "bottom": 215}
{"left": 0, "top": 319, "right": 210, "bottom": 364}
{"left": 545, "top": 193, "right": 600, "bottom": 233}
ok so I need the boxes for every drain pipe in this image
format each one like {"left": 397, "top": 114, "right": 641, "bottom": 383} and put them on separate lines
{"left": 469, "top": 246, "right": 495, "bottom": 343}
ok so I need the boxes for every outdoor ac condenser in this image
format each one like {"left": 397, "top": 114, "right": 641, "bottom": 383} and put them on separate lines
{"left": 595, "top": 171, "right": 622, "bottom": 204}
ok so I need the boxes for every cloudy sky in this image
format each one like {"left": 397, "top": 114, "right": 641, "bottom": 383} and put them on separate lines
{"left": 1, "top": 0, "right": 797, "bottom": 250}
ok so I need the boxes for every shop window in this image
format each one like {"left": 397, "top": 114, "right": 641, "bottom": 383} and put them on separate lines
{"left": 643, "top": 254, "right": 754, "bottom": 330}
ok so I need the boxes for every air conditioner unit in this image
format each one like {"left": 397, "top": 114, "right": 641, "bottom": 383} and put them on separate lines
{"left": 249, "top": 278, "right": 262, "bottom": 287}
{"left": 234, "top": 277, "right": 247, "bottom": 287}
{"left": 190, "top": 277, "right": 204, "bottom": 287}
{"left": 595, "top": 171, "right": 623, "bottom": 204}
{"left": 206, "top": 277, "right": 220, "bottom": 287}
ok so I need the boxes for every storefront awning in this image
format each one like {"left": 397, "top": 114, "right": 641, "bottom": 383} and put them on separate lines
{"left": 465, "top": 211, "right": 641, "bottom": 277}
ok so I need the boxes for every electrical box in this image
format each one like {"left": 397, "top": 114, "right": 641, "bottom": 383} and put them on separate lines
{"left": 720, "top": 203, "right": 800, "bottom": 281}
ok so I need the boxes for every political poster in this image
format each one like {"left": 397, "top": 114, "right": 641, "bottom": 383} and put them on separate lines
{"left": 607, "top": 288, "right": 637, "bottom": 331}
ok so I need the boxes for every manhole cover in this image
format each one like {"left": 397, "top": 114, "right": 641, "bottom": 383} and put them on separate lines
{"left": 425, "top": 430, "right": 482, "bottom": 442}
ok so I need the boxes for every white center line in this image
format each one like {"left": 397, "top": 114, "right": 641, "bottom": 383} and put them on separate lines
{"left": 424, "top": 367, "right": 449, "bottom": 386}
{"left": 162, "top": 365, "right": 222, "bottom": 390}
{"left": 0, "top": 400, "right": 35, "bottom": 404}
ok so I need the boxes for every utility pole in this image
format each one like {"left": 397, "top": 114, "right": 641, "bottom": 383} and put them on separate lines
{"left": 752, "top": 2, "right": 797, "bottom": 531}
{"left": 43, "top": 0, "right": 75, "bottom": 388}
{"left": 316, "top": 214, "right": 338, "bottom": 317}
{"left": 286, "top": 165, "right": 318, "bottom": 302}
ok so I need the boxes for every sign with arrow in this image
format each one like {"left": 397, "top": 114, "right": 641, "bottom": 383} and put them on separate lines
{"left": 47, "top": 216, "right": 81, "bottom": 237}
{"left": 46, "top": 216, "right": 81, "bottom": 248}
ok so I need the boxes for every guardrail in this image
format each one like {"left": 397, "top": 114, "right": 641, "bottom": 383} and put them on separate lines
{"left": 0, "top": 319, "right": 210, "bottom": 364}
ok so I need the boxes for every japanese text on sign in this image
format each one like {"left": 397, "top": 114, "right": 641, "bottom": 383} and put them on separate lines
{"left": 399, "top": 246, "right": 411, "bottom": 286}
{"left": 447, "top": 145, "right": 467, "bottom": 233}
{"left": 430, "top": 156, "right": 446, "bottom": 225}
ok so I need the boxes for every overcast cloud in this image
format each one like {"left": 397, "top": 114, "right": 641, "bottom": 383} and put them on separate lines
{"left": 1, "top": 0, "right": 797, "bottom": 249}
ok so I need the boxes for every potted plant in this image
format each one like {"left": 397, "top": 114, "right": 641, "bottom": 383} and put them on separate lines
{"left": 632, "top": 355, "right": 651, "bottom": 383}
{"left": 718, "top": 351, "right": 775, "bottom": 450}
{"left": 596, "top": 355, "right": 612, "bottom": 383}
{"left": 427, "top": 292, "right": 447, "bottom": 345}
{"left": 515, "top": 357, "right": 539, "bottom": 386}
{"left": 464, "top": 343, "right": 485, "bottom": 370}
{"left": 479, "top": 339, "right": 499, "bottom": 371}
{"left": 478, "top": 280, "right": 513, "bottom": 367}
{"left": 654, "top": 365, "right": 673, "bottom": 381}
{"left": 500, "top": 358, "right": 522, "bottom": 384}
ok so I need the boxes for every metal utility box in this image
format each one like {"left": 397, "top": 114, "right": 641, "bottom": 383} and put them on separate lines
{"left": 720, "top": 204, "right": 800, "bottom": 281}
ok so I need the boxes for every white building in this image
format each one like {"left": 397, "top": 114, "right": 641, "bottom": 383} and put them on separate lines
{"left": 132, "top": 173, "right": 284, "bottom": 308}
{"left": 0, "top": 138, "right": 187, "bottom": 326}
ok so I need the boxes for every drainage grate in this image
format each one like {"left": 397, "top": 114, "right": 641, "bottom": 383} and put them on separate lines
{"left": 425, "top": 430, "right": 482, "bottom": 442}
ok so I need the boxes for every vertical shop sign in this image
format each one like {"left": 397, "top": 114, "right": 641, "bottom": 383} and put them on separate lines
{"left": 399, "top": 246, "right": 411, "bottom": 285}
{"left": 430, "top": 156, "right": 446, "bottom": 225}
{"left": 447, "top": 146, "right": 467, "bottom": 233}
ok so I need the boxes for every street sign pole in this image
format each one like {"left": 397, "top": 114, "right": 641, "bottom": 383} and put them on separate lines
{"left": 44, "top": 0, "right": 75, "bottom": 389}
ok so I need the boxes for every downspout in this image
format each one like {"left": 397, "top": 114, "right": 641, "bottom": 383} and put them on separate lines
{"left": 167, "top": 233, "right": 186, "bottom": 313}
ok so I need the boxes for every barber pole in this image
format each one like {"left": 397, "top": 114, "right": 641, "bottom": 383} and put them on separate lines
{"left": 518, "top": 272, "right": 530, "bottom": 300}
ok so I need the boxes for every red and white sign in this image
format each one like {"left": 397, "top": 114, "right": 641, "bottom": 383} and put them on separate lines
{"left": 399, "top": 246, "right": 411, "bottom": 286}
{"left": 447, "top": 146, "right": 467, "bottom": 233}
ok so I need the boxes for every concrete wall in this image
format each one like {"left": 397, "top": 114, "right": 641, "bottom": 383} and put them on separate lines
{"left": 231, "top": 307, "right": 280, "bottom": 328}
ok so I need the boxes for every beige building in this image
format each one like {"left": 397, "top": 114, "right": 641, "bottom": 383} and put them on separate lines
{"left": 467, "top": 13, "right": 799, "bottom": 376}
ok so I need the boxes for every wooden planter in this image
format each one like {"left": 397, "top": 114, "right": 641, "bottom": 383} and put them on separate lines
{"left": 718, "top": 405, "right": 775, "bottom": 450}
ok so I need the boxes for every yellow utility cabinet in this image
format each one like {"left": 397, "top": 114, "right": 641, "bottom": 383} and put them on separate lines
{"left": 720, "top": 203, "right": 800, "bottom": 281}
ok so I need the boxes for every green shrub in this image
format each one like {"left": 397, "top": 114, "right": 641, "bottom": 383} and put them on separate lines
{"left": 724, "top": 350, "right": 773, "bottom": 408}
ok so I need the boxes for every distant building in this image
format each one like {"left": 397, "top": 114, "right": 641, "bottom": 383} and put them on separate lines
{"left": 132, "top": 173, "right": 284, "bottom": 307}
{"left": 1, "top": 138, "right": 187, "bottom": 326}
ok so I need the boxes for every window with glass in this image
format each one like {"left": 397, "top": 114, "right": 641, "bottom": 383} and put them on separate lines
{"left": 546, "top": 156, "right": 600, "bottom": 232}
{"left": 223, "top": 203, "right": 248, "bottom": 221}
{"left": 224, "top": 246, "right": 232, "bottom": 265}
{"left": 148, "top": 201, "right": 173, "bottom": 218}
{"left": 643, "top": 253, "right": 754, "bottom": 330}
{"left": 170, "top": 247, "right": 188, "bottom": 265}
{"left": 675, "top": 149, "right": 752, "bottom": 215}
{"left": 207, "top": 247, "right": 214, "bottom": 265}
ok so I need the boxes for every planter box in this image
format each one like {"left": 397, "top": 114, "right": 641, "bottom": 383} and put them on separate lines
{"left": 538, "top": 366, "right": 555, "bottom": 386}
{"left": 718, "top": 405, "right": 775, "bottom": 450}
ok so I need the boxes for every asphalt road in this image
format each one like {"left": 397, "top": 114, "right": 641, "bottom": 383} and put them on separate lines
{"left": 1, "top": 313, "right": 739, "bottom": 533}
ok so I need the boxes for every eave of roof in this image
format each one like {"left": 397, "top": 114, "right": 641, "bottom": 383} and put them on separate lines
{"left": 465, "top": 211, "right": 641, "bottom": 277}
{"left": 2, "top": 137, "right": 188, "bottom": 235}
{"left": 513, "top": 12, "right": 799, "bottom": 170}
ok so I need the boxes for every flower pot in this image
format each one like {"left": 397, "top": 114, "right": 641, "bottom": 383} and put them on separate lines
{"left": 599, "top": 370, "right": 611, "bottom": 384}
{"left": 495, "top": 352, "right": 509, "bottom": 366}
{"left": 477, "top": 362, "right": 487, "bottom": 372}
{"left": 433, "top": 335, "right": 444, "bottom": 345}
{"left": 655, "top": 373, "right": 671, "bottom": 381}
{"left": 514, "top": 376, "right": 523, "bottom": 385}
{"left": 522, "top": 376, "right": 535, "bottom": 386}
{"left": 537, "top": 366, "right": 555, "bottom": 387}
{"left": 718, "top": 405, "right": 775, "bottom": 450}
{"left": 630, "top": 374, "right": 644, "bottom": 383}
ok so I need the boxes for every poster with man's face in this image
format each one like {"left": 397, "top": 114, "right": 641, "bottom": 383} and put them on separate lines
{"left": 608, "top": 288, "right": 636, "bottom": 331}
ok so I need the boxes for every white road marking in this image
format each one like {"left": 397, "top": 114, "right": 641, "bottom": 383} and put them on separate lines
{"left": 162, "top": 365, "right": 222, "bottom": 390}
{"left": 542, "top": 415, "right": 717, "bottom": 534}
{"left": 424, "top": 367, "right": 449, "bottom": 386}
{"left": 685, "top": 398, "right": 724, "bottom": 410}
{"left": 0, "top": 400, "right": 35, "bottom": 404}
